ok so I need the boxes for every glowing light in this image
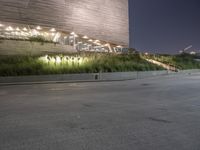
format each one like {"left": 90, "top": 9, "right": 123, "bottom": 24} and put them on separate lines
{"left": 56, "top": 56, "right": 61, "bottom": 64}
{"left": 51, "top": 33, "right": 55, "bottom": 36}
{"left": 104, "top": 43, "right": 109, "bottom": 47}
{"left": 96, "top": 43, "right": 101, "bottom": 46}
{"left": 6, "top": 26, "right": 14, "bottom": 31}
{"left": 116, "top": 45, "right": 123, "bottom": 48}
{"left": 44, "top": 55, "right": 49, "bottom": 63}
{"left": 70, "top": 32, "right": 75, "bottom": 35}
{"left": 39, "top": 55, "right": 49, "bottom": 63}
{"left": 50, "top": 28, "right": 56, "bottom": 32}
{"left": 88, "top": 39, "right": 93, "bottom": 42}
{"left": 16, "top": 27, "right": 20, "bottom": 31}
{"left": 82, "top": 35, "right": 88, "bottom": 39}
{"left": 95, "top": 40, "right": 100, "bottom": 43}
{"left": 36, "top": 26, "right": 42, "bottom": 30}
{"left": 74, "top": 34, "right": 79, "bottom": 38}
{"left": 78, "top": 41, "right": 82, "bottom": 44}
{"left": 44, "top": 32, "right": 49, "bottom": 36}
{"left": 31, "top": 29, "right": 40, "bottom": 36}
{"left": 0, "top": 24, "right": 4, "bottom": 27}
{"left": 23, "top": 27, "right": 28, "bottom": 31}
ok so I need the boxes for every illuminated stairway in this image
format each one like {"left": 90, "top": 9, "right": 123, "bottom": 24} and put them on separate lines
{"left": 145, "top": 59, "right": 178, "bottom": 72}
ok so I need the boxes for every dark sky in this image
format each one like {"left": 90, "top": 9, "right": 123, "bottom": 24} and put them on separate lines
{"left": 129, "top": 0, "right": 200, "bottom": 54}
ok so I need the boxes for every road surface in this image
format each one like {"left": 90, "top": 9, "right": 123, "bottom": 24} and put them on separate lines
{"left": 0, "top": 74, "right": 200, "bottom": 150}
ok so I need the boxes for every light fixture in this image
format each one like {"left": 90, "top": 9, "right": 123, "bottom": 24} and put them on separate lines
{"left": 116, "top": 45, "right": 123, "bottom": 48}
{"left": 88, "top": 39, "right": 93, "bottom": 42}
{"left": 44, "top": 32, "right": 49, "bottom": 36}
{"left": 104, "top": 43, "right": 109, "bottom": 47}
{"left": 96, "top": 43, "right": 101, "bottom": 46}
{"left": 31, "top": 29, "right": 39, "bottom": 36}
{"left": 36, "top": 26, "right": 42, "bottom": 30}
{"left": 0, "top": 24, "right": 4, "bottom": 27}
{"left": 6, "top": 26, "right": 13, "bottom": 31}
{"left": 82, "top": 35, "right": 88, "bottom": 39}
{"left": 78, "top": 41, "right": 82, "bottom": 44}
{"left": 16, "top": 27, "right": 20, "bottom": 31}
{"left": 50, "top": 28, "right": 56, "bottom": 32}
{"left": 70, "top": 32, "right": 75, "bottom": 35}
{"left": 95, "top": 40, "right": 100, "bottom": 43}
{"left": 23, "top": 27, "right": 28, "bottom": 31}
{"left": 74, "top": 34, "right": 79, "bottom": 38}
{"left": 56, "top": 56, "right": 61, "bottom": 64}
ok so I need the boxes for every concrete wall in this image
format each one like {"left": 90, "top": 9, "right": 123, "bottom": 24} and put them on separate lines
{"left": 0, "top": 73, "right": 98, "bottom": 84}
{"left": 0, "top": 0, "right": 129, "bottom": 46}
{"left": 1, "top": 70, "right": 199, "bottom": 85}
{"left": 0, "top": 40, "right": 75, "bottom": 55}
{"left": 0, "top": 70, "right": 176, "bottom": 84}
{"left": 177, "top": 69, "right": 200, "bottom": 74}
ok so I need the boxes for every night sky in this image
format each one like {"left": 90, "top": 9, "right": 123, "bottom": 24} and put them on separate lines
{"left": 129, "top": 0, "right": 200, "bottom": 54}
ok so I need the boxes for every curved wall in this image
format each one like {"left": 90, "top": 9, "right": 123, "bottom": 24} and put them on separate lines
{"left": 0, "top": 0, "right": 129, "bottom": 46}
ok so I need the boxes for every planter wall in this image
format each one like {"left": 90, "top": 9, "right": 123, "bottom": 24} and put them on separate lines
{"left": 1, "top": 70, "right": 199, "bottom": 85}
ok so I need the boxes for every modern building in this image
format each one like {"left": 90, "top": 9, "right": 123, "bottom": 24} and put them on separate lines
{"left": 0, "top": 0, "right": 129, "bottom": 54}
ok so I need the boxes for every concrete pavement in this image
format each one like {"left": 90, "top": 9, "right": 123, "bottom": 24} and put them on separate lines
{"left": 0, "top": 75, "right": 200, "bottom": 150}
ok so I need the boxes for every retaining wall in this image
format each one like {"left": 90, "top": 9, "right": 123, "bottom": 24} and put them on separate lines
{"left": 1, "top": 70, "right": 199, "bottom": 85}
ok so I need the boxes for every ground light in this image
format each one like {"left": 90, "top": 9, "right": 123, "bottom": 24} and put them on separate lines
{"left": 39, "top": 55, "right": 87, "bottom": 66}
{"left": 36, "top": 26, "right": 42, "bottom": 30}
{"left": 50, "top": 28, "right": 56, "bottom": 32}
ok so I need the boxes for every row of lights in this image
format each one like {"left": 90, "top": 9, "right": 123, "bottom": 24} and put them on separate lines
{"left": 0, "top": 23, "right": 56, "bottom": 33}
{"left": 40, "top": 55, "right": 86, "bottom": 65}
{"left": 69, "top": 31, "right": 122, "bottom": 49}
{"left": 0, "top": 23, "right": 123, "bottom": 51}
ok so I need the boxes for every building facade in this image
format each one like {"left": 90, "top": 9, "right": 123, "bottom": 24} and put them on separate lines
{"left": 0, "top": 0, "right": 129, "bottom": 54}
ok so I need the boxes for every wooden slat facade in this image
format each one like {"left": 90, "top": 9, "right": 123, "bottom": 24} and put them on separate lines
{"left": 0, "top": 0, "right": 129, "bottom": 46}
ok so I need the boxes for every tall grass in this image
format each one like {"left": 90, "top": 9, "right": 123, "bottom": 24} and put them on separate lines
{"left": 0, "top": 53, "right": 163, "bottom": 76}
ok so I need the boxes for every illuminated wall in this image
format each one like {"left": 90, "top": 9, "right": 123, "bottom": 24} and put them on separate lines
{"left": 0, "top": 0, "right": 129, "bottom": 46}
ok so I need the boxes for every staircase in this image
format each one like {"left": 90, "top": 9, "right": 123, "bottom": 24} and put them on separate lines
{"left": 145, "top": 59, "right": 178, "bottom": 72}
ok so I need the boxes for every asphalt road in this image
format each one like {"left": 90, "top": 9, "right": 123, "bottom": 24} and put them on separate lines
{"left": 0, "top": 75, "right": 200, "bottom": 150}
